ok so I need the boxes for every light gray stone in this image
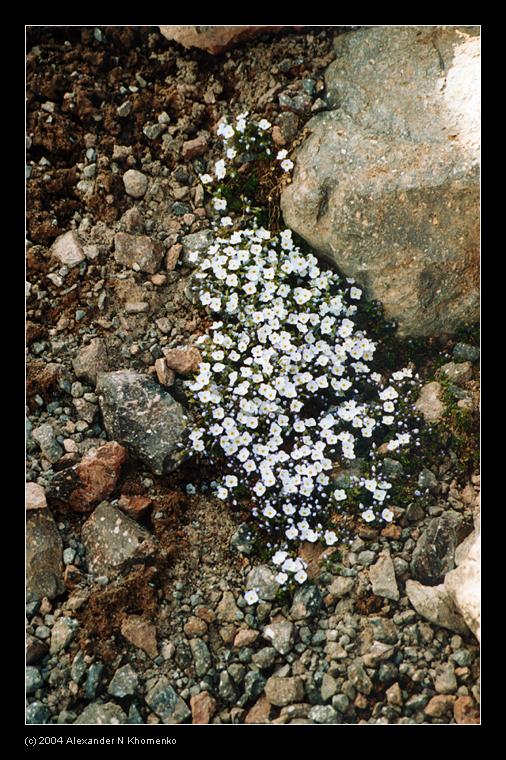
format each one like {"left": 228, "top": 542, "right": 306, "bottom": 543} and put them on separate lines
{"left": 281, "top": 25, "right": 480, "bottom": 337}
{"left": 50, "top": 231, "right": 85, "bottom": 268}
{"left": 369, "top": 548, "right": 399, "bottom": 601}
{"left": 405, "top": 579, "right": 470, "bottom": 635}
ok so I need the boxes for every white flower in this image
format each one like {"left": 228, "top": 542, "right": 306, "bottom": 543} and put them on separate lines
{"left": 275, "top": 572, "right": 288, "bottom": 585}
{"left": 220, "top": 216, "right": 233, "bottom": 227}
{"left": 294, "top": 569, "right": 307, "bottom": 584}
{"left": 258, "top": 119, "right": 271, "bottom": 130}
{"left": 244, "top": 589, "right": 259, "bottom": 605}
{"left": 350, "top": 287, "right": 362, "bottom": 300}
{"left": 199, "top": 174, "right": 213, "bottom": 184}
{"left": 218, "top": 122, "right": 235, "bottom": 140}
{"left": 324, "top": 530, "right": 338, "bottom": 546}
{"left": 333, "top": 489, "right": 346, "bottom": 501}
{"left": 280, "top": 159, "right": 294, "bottom": 172}
{"left": 226, "top": 147, "right": 237, "bottom": 160}
{"left": 213, "top": 197, "right": 227, "bottom": 211}
{"left": 216, "top": 487, "right": 228, "bottom": 500}
{"left": 215, "top": 159, "right": 227, "bottom": 180}
{"left": 276, "top": 149, "right": 288, "bottom": 160}
{"left": 381, "top": 508, "right": 394, "bottom": 522}
{"left": 361, "top": 509, "right": 375, "bottom": 523}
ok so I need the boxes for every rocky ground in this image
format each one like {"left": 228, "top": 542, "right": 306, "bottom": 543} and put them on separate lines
{"left": 26, "top": 26, "right": 480, "bottom": 726}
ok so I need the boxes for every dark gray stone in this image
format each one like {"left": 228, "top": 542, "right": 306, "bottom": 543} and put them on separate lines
{"left": 411, "top": 515, "right": 457, "bottom": 585}
{"left": 108, "top": 665, "right": 139, "bottom": 697}
{"left": 74, "top": 702, "right": 127, "bottom": 724}
{"left": 145, "top": 677, "right": 190, "bottom": 723}
{"left": 290, "top": 584, "right": 323, "bottom": 620}
{"left": 82, "top": 501, "right": 157, "bottom": 577}
{"left": 26, "top": 701, "right": 51, "bottom": 724}
{"left": 96, "top": 370, "right": 189, "bottom": 475}
{"left": 26, "top": 509, "right": 64, "bottom": 603}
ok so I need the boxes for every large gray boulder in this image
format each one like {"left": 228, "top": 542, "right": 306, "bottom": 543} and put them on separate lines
{"left": 96, "top": 370, "right": 189, "bottom": 476}
{"left": 281, "top": 25, "right": 480, "bottom": 337}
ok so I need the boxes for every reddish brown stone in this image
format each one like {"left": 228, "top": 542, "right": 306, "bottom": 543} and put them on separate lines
{"left": 381, "top": 524, "right": 402, "bottom": 540}
{"left": 49, "top": 442, "right": 127, "bottom": 512}
{"left": 163, "top": 346, "right": 202, "bottom": 376}
{"left": 121, "top": 615, "right": 158, "bottom": 658}
{"left": 454, "top": 696, "right": 480, "bottom": 724}
{"left": 118, "top": 494, "right": 152, "bottom": 520}
{"left": 182, "top": 136, "right": 208, "bottom": 160}
{"left": 190, "top": 691, "right": 217, "bottom": 724}
{"left": 184, "top": 616, "right": 208, "bottom": 637}
{"left": 195, "top": 606, "right": 216, "bottom": 623}
{"left": 244, "top": 695, "right": 273, "bottom": 724}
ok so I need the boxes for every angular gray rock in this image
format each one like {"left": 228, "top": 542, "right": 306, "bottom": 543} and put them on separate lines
{"left": 405, "top": 579, "right": 470, "bottom": 635}
{"left": 290, "top": 583, "right": 323, "bottom": 620}
{"left": 82, "top": 501, "right": 157, "bottom": 577}
{"left": 181, "top": 229, "right": 214, "bottom": 268}
{"left": 444, "top": 527, "right": 480, "bottom": 641}
{"left": 281, "top": 25, "right": 480, "bottom": 337}
{"left": 246, "top": 565, "right": 279, "bottom": 601}
{"left": 369, "top": 548, "right": 399, "bottom": 601}
{"left": 74, "top": 702, "right": 127, "bottom": 724}
{"left": 145, "top": 677, "right": 191, "bottom": 723}
{"left": 262, "top": 621, "right": 295, "bottom": 655}
{"left": 108, "top": 665, "right": 139, "bottom": 697}
{"left": 72, "top": 338, "right": 110, "bottom": 386}
{"left": 410, "top": 515, "right": 457, "bottom": 585}
{"left": 31, "top": 423, "right": 63, "bottom": 464}
{"left": 96, "top": 370, "right": 189, "bottom": 475}
{"left": 26, "top": 509, "right": 64, "bottom": 602}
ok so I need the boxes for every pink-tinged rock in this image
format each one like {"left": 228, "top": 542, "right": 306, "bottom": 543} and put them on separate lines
{"left": 244, "top": 695, "right": 273, "bottom": 724}
{"left": 49, "top": 442, "right": 127, "bottom": 512}
{"left": 163, "top": 346, "right": 202, "bottom": 376}
{"left": 121, "top": 615, "right": 158, "bottom": 658}
{"left": 159, "top": 25, "right": 305, "bottom": 55}
{"left": 233, "top": 628, "right": 259, "bottom": 648}
{"left": 190, "top": 691, "right": 217, "bottom": 724}
{"left": 26, "top": 482, "right": 47, "bottom": 510}
{"left": 50, "top": 231, "right": 85, "bottom": 268}
{"left": 154, "top": 358, "right": 175, "bottom": 387}
{"left": 166, "top": 244, "right": 182, "bottom": 271}
{"left": 72, "top": 338, "right": 109, "bottom": 386}
{"left": 424, "top": 694, "right": 456, "bottom": 718}
{"left": 454, "top": 696, "right": 480, "bottom": 724}
{"left": 415, "top": 381, "right": 445, "bottom": 422}
{"left": 114, "top": 232, "right": 164, "bottom": 274}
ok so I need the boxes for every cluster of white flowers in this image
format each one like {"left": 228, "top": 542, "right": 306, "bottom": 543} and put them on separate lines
{"left": 198, "top": 112, "right": 294, "bottom": 190}
{"left": 183, "top": 113, "right": 420, "bottom": 603}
